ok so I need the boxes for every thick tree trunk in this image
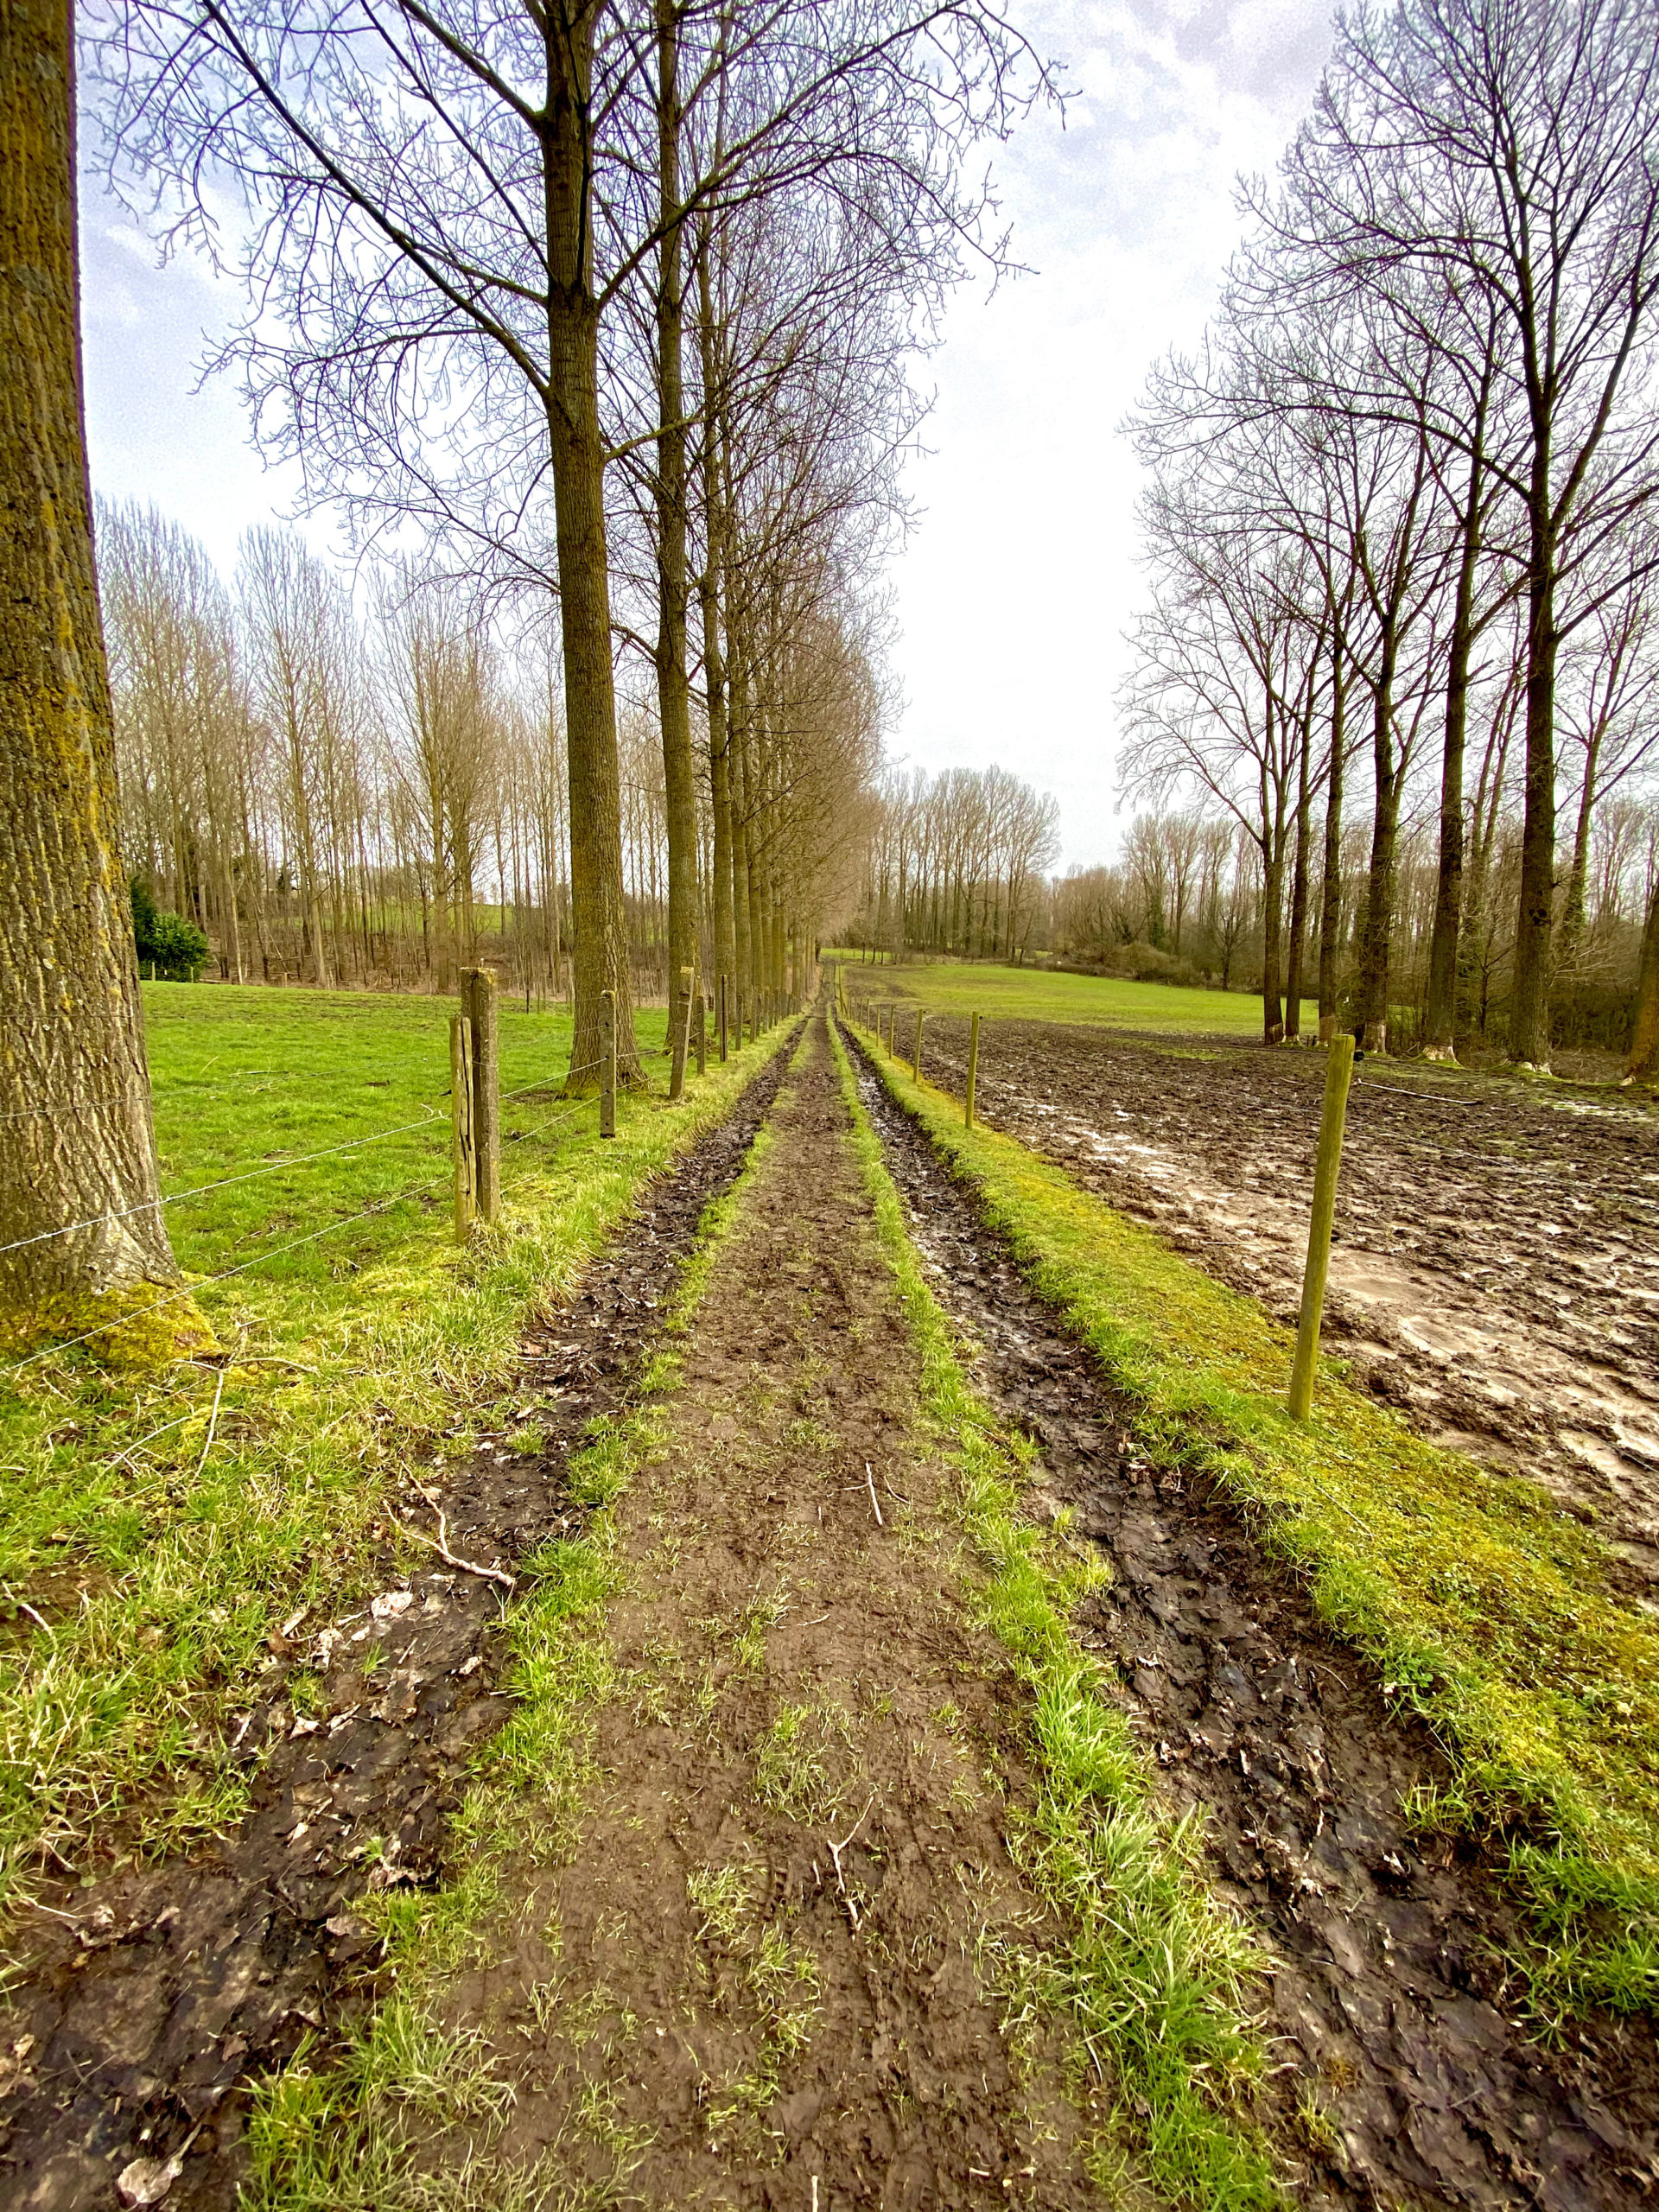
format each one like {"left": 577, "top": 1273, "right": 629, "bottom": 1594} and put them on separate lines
{"left": 728, "top": 657, "right": 753, "bottom": 1017}
{"left": 1261, "top": 843, "right": 1285, "bottom": 1045}
{"left": 1283, "top": 711, "right": 1313, "bottom": 1040}
{"left": 1424, "top": 450, "right": 1484, "bottom": 1060}
{"left": 1356, "top": 643, "right": 1401, "bottom": 1054}
{"left": 0, "top": 0, "right": 181, "bottom": 1319}
{"left": 1553, "top": 735, "right": 1600, "bottom": 999}
{"left": 654, "top": 1, "right": 696, "bottom": 1084}
{"left": 543, "top": 3, "right": 639, "bottom": 1090}
{"left": 1624, "top": 874, "right": 1659, "bottom": 1085}
{"left": 1509, "top": 484, "right": 1558, "bottom": 1068}
{"left": 696, "top": 257, "right": 734, "bottom": 1003}
{"left": 1316, "top": 648, "right": 1345, "bottom": 1043}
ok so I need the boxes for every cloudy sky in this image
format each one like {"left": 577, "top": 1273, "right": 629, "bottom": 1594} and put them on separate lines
{"left": 78, "top": 0, "right": 1336, "bottom": 870}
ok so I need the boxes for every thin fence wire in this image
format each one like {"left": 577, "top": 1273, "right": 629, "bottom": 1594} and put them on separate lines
{"left": 1, "top": 1170, "right": 453, "bottom": 1381}
{"left": 0, "top": 1110, "right": 448, "bottom": 1262}
{"left": 2, "top": 1038, "right": 641, "bottom": 1376}
{"left": 0, "top": 1053, "right": 606, "bottom": 1263}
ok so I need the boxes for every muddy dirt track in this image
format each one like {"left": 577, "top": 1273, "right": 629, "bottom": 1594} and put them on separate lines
{"left": 887, "top": 1011, "right": 1659, "bottom": 1592}
{"left": 3, "top": 1006, "right": 1656, "bottom": 2211}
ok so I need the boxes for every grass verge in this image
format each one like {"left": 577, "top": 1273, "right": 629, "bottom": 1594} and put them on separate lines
{"left": 846, "top": 1018, "right": 1659, "bottom": 2024}
{"left": 0, "top": 981, "right": 790, "bottom": 1934}
{"left": 829, "top": 1016, "right": 1281, "bottom": 2211}
{"left": 825, "top": 953, "right": 1302, "bottom": 1038}
{"left": 244, "top": 1096, "right": 784, "bottom": 2209}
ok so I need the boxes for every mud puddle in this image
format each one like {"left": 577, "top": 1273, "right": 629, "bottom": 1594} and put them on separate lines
{"left": 846, "top": 1024, "right": 1659, "bottom": 2212}
{"left": 903, "top": 1017, "right": 1659, "bottom": 1592}
{"left": 0, "top": 1043, "right": 793, "bottom": 2212}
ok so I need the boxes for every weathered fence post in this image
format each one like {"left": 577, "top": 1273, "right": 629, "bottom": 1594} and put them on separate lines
{"left": 1289, "top": 1034, "right": 1357, "bottom": 1420}
{"left": 600, "top": 989, "right": 617, "bottom": 1140}
{"left": 695, "top": 991, "right": 707, "bottom": 1077}
{"left": 670, "top": 963, "right": 693, "bottom": 1101}
{"left": 718, "top": 972, "right": 729, "bottom": 1063}
{"left": 449, "top": 1014, "right": 476, "bottom": 1242}
{"left": 965, "top": 1011, "right": 981, "bottom": 1128}
{"left": 912, "top": 1008, "right": 925, "bottom": 1082}
{"left": 462, "top": 968, "right": 499, "bottom": 1224}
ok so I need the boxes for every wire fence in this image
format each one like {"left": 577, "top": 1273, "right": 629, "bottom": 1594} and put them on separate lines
{"left": 0, "top": 1055, "right": 609, "bottom": 1267}
{"left": 3, "top": 983, "right": 804, "bottom": 1384}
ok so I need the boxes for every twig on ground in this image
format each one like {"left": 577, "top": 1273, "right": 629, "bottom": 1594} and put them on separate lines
{"left": 194, "top": 1367, "right": 226, "bottom": 1478}
{"left": 828, "top": 1794, "right": 876, "bottom": 1928}
{"left": 864, "top": 1461, "right": 883, "bottom": 1528}
{"left": 394, "top": 1492, "right": 516, "bottom": 1592}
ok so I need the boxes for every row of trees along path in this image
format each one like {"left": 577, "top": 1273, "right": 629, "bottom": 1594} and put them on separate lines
{"left": 1, "top": 0, "right": 1048, "bottom": 1324}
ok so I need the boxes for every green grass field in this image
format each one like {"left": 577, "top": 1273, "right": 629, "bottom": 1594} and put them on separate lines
{"left": 827, "top": 957, "right": 1299, "bottom": 1037}
{"left": 0, "top": 983, "right": 777, "bottom": 1929}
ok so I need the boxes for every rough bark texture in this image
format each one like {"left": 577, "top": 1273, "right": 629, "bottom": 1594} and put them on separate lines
{"left": 1316, "top": 647, "right": 1345, "bottom": 1044}
{"left": 1508, "top": 480, "right": 1559, "bottom": 1068}
{"left": 654, "top": 1, "right": 696, "bottom": 1068}
{"left": 1626, "top": 874, "right": 1659, "bottom": 1084}
{"left": 543, "top": 1, "right": 640, "bottom": 1091}
{"left": 0, "top": 0, "right": 180, "bottom": 1315}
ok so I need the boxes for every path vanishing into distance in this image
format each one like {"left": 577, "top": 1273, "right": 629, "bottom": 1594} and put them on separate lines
{"left": 3, "top": 1002, "right": 1656, "bottom": 2212}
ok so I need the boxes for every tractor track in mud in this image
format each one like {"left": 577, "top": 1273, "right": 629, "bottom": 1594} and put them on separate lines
{"left": 0, "top": 1040, "right": 795, "bottom": 2212}
{"left": 845, "top": 1023, "right": 1659, "bottom": 2212}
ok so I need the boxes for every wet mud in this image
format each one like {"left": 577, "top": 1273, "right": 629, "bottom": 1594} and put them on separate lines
{"left": 847, "top": 1023, "right": 1659, "bottom": 2212}
{"left": 423, "top": 1014, "right": 1104, "bottom": 2209}
{"left": 899, "top": 1016, "right": 1659, "bottom": 1593}
{"left": 0, "top": 1043, "right": 793, "bottom": 2212}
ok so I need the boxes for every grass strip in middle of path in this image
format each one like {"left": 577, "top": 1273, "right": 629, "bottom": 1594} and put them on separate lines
{"left": 847, "top": 1019, "right": 1659, "bottom": 2027}
{"left": 245, "top": 1109, "right": 783, "bottom": 2212}
{"left": 829, "top": 1019, "right": 1281, "bottom": 2212}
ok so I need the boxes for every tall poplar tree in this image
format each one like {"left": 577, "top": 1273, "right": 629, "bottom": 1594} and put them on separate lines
{"left": 0, "top": 0, "right": 181, "bottom": 1329}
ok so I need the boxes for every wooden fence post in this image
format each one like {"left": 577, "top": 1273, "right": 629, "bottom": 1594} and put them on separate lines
{"left": 695, "top": 990, "right": 707, "bottom": 1077}
{"left": 912, "top": 1008, "right": 925, "bottom": 1081}
{"left": 1289, "top": 1034, "right": 1357, "bottom": 1420}
{"left": 718, "top": 972, "right": 729, "bottom": 1063}
{"left": 600, "top": 989, "right": 617, "bottom": 1139}
{"left": 670, "top": 964, "right": 693, "bottom": 1101}
{"left": 965, "top": 1011, "right": 981, "bottom": 1127}
{"left": 449, "top": 1014, "right": 476, "bottom": 1242}
{"left": 462, "top": 968, "right": 499, "bottom": 1224}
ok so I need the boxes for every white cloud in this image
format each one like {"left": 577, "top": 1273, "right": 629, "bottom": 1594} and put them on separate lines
{"left": 887, "top": 0, "right": 1334, "bottom": 865}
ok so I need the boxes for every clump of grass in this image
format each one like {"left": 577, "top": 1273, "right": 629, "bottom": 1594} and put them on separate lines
{"left": 688, "top": 1860, "right": 754, "bottom": 1944}
{"left": 830, "top": 1020, "right": 1281, "bottom": 2210}
{"left": 753, "top": 1701, "right": 837, "bottom": 1823}
{"left": 853, "top": 1018, "right": 1659, "bottom": 2024}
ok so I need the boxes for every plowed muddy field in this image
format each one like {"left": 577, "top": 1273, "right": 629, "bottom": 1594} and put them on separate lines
{"left": 901, "top": 1015, "right": 1659, "bottom": 1593}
